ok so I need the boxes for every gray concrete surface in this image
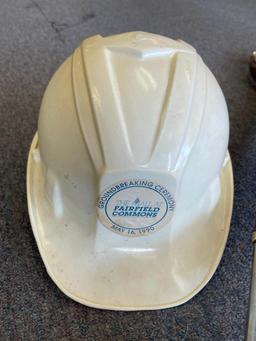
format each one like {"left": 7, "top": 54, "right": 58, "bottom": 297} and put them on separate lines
{"left": 0, "top": 0, "right": 256, "bottom": 340}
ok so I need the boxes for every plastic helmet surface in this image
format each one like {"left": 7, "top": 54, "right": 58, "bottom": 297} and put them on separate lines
{"left": 27, "top": 32, "right": 233, "bottom": 310}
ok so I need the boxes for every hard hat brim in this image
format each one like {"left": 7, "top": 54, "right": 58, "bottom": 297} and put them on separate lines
{"left": 27, "top": 133, "right": 233, "bottom": 311}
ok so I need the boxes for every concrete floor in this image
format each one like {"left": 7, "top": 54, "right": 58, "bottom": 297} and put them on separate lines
{"left": 1, "top": 0, "right": 256, "bottom": 340}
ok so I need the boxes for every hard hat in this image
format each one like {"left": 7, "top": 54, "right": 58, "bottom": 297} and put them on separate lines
{"left": 27, "top": 32, "right": 233, "bottom": 310}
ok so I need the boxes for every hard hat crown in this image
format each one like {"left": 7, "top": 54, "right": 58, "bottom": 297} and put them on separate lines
{"left": 38, "top": 31, "right": 228, "bottom": 233}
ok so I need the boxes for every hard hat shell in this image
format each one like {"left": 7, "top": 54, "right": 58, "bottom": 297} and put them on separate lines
{"left": 27, "top": 32, "right": 233, "bottom": 310}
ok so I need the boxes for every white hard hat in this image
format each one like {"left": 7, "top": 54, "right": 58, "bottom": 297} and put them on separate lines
{"left": 27, "top": 32, "right": 233, "bottom": 310}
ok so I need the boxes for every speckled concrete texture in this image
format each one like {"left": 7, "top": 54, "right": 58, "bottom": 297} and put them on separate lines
{"left": 0, "top": 0, "right": 256, "bottom": 340}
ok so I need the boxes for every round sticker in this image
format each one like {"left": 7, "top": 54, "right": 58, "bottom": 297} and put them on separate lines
{"left": 97, "top": 179, "right": 175, "bottom": 236}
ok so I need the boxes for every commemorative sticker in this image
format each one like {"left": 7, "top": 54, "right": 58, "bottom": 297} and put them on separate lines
{"left": 97, "top": 179, "right": 175, "bottom": 236}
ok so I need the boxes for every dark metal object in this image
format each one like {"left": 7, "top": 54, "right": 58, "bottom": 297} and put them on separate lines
{"left": 246, "top": 232, "right": 256, "bottom": 341}
{"left": 249, "top": 52, "right": 256, "bottom": 87}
